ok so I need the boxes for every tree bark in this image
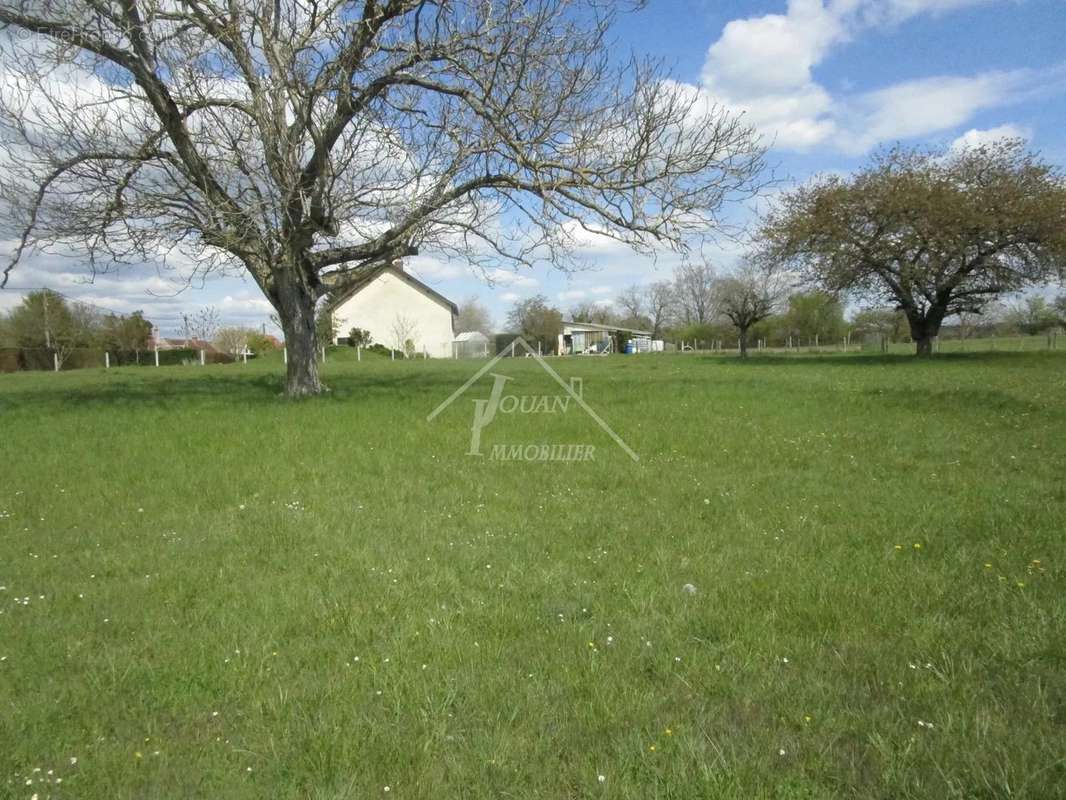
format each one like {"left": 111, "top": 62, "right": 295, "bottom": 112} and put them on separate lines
{"left": 738, "top": 327, "right": 749, "bottom": 358}
{"left": 908, "top": 312, "right": 943, "bottom": 358}
{"left": 274, "top": 272, "right": 322, "bottom": 396}
{"left": 914, "top": 335, "right": 934, "bottom": 357}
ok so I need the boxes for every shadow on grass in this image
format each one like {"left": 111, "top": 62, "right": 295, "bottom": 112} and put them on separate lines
{"left": 689, "top": 351, "right": 1064, "bottom": 368}
{"left": 0, "top": 363, "right": 483, "bottom": 414}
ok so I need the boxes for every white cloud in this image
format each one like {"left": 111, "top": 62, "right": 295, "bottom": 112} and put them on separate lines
{"left": 557, "top": 289, "right": 588, "bottom": 302}
{"left": 836, "top": 71, "right": 1038, "bottom": 153}
{"left": 404, "top": 254, "right": 466, "bottom": 281}
{"left": 950, "top": 123, "right": 1031, "bottom": 152}
{"left": 698, "top": 0, "right": 1056, "bottom": 153}
{"left": 702, "top": 0, "right": 843, "bottom": 96}
{"left": 479, "top": 268, "right": 539, "bottom": 289}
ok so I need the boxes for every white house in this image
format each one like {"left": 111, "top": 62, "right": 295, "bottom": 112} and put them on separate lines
{"left": 327, "top": 261, "right": 457, "bottom": 357}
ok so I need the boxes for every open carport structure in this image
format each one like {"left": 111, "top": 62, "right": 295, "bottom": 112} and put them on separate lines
{"left": 558, "top": 320, "right": 653, "bottom": 355}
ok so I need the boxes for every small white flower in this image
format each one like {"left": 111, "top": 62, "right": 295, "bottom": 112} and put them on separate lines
{"left": 778, "top": 748, "right": 786, "bottom": 756}
{"left": 682, "top": 583, "right": 697, "bottom": 594}
{"left": 597, "top": 774, "right": 606, "bottom": 783}
{"left": 384, "top": 786, "right": 391, "bottom": 793}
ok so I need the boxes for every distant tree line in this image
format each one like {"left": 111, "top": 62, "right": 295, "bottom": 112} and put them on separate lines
{"left": 496, "top": 139, "right": 1066, "bottom": 357}
{"left": 498, "top": 268, "right": 1066, "bottom": 358}
{"left": 0, "top": 291, "right": 282, "bottom": 370}
{"left": 0, "top": 289, "right": 153, "bottom": 368}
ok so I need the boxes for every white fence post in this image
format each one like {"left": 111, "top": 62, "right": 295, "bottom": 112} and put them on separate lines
{"left": 200, "top": 349, "right": 205, "bottom": 366}
{"left": 283, "top": 347, "right": 287, "bottom": 365}
{"left": 357, "top": 346, "right": 362, "bottom": 362}
{"left": 154, "top": 348, "right": 159, "bottom": 367}
{"left": 322, "top": 346, "right": 326, "bottom": 362}
{"left": 53, "top": 352, "right": 59, "bottom": 372}
{"left": 105, "top": 352, "right": 110, "bottom": 369}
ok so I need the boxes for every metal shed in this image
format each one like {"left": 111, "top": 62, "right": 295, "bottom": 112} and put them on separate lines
{"left": 557, "top": 321, "right": 653, "bottom": 355}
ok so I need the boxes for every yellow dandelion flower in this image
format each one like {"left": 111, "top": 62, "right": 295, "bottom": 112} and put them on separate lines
{"left": 649, "top": 745, "right": 656, "bottom": 752}
{"left": 984, "top": 563, "right": 992, "bottom": 569}
{"left": 134, "top": 752, "right": 143, "bottom": 759}
{"left": 913, "top": 543, "right": 922, "bottom": 549}
{"left": 665, "top": 729, "right": 673, "bottom": 736}
{"left": 894, "top": 545, "right": 903, "bottom": 551}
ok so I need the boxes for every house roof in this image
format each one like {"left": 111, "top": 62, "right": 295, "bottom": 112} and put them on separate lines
{"left": 156, "top": 337, "right": 218, "bottom": 351}
{"left": 561, "top": 320, "right": 653, "bottom": 336}
{"left": 325, "top": 264, "right": 458, "bottom": 315}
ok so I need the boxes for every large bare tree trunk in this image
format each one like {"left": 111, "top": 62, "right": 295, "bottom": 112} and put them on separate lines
{"left": 738, "top": 328, "right": 750, "bottom": 358}
{"left": 908, "top": 313, "right": 943, "bottom": 358}
{"left": 275, "top": 272, "right": 322, "bottom": 397}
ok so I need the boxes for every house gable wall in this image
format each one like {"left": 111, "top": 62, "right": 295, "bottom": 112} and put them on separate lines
{"left": 332, "top": 271, "right": 456, "bottom": 357}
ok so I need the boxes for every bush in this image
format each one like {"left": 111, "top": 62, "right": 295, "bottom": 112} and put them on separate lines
{"left": 0, "top": 348, "right": 18, "bottom": 372}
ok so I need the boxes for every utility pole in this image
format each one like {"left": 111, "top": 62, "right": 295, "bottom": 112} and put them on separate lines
{"left": 42, "top": 291, "right": 51, "bottom": 348}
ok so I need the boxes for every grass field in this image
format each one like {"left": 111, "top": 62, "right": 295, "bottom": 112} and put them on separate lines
{"left": 2, "top": 349, "right": 1064, "bottom": 799}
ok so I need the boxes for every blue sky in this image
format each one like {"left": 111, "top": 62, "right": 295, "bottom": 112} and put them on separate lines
{"left": 2, "top": 0, "right": 1064, "bottom": 334}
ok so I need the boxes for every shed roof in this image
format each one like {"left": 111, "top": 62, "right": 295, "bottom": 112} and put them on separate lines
{"left": 561, "top": 320, "right": 653, "bottom": 336}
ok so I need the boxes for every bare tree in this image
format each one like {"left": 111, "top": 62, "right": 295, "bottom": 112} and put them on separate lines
{"left": 672, "top": 262, "right": 717, "bottom": 325}
{"left": 455, "top": 295, "right": 492, "bottom": 334}
{"left": 615, "top": 285, "right": 645, "bottom": 321}
{"left": 715, "top": 263, "right": 790, "bottom": 357}
{"left": 616, "top": 280, "right": 674, "bottom": 336}
{"left": 569, "top": 301, "right": 616, "bottom": 325}
{"left": 0, "top": 1, "right": 765, "bottom": 395}
{"left": 182, "top": 307, "right": 220, "bottom": 345}
{"left": 646, "top": 280, "right": 675, "bottom": 338}
{"left": 390, "top": 313, "right": 419, "bottom": 357}
{"left": 214, "top": 326, "right": 252, "bottom": 356}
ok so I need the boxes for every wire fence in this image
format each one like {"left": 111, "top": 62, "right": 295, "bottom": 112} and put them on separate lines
{"left": 0, "top": 347, "right": 236, "bottom": 373}
{"left": 670, "top": 332, "right": 1061, "bottom": 355}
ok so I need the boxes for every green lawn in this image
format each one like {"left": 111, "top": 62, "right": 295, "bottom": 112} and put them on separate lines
{"left": 1, "top": 350, "right": 1064, "bottom": 799}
